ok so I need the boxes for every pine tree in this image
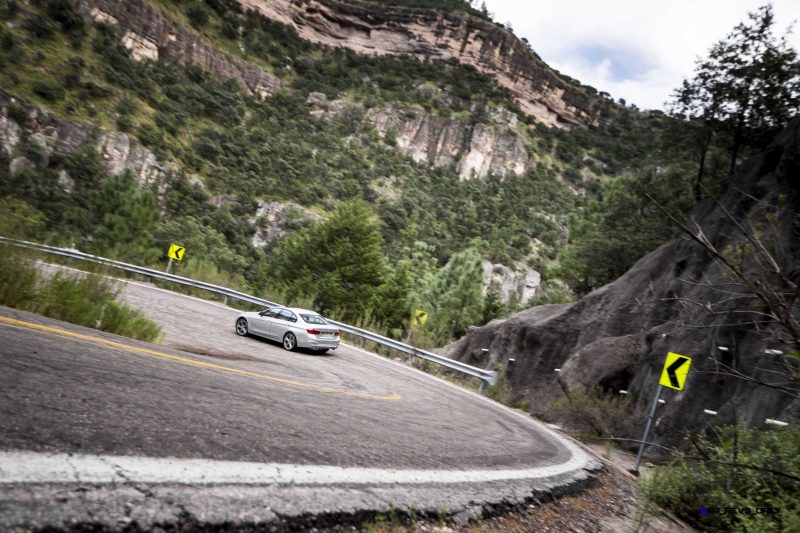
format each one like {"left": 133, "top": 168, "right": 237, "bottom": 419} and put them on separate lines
{"left": 273, "top": 199, "right": 386, "bottom": 320}
{"left": 420, "top": 247, "right": 484, "bottom": 340}
{"left": 671, "top": 4, "right": 800, "bottom": 194}
{"left": 80, "top": 170, "right": 160, "bottom": 263}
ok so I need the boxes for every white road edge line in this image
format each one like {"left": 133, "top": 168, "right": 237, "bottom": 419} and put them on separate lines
{"left": 0, "top": 450, "right": 589, "bottom": 485}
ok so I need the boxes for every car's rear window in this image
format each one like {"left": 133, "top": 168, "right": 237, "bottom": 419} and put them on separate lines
{"left": 300, "top": 314, "right": 328, "bottom": 325}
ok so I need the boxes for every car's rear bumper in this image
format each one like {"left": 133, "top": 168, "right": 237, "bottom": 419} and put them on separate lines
{"left": 301, "top": 337, "right": 339, "bottom": 350}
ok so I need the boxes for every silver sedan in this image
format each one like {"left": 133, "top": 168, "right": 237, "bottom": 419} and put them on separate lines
{"left": 235, "top": 306, "right": 340, "bottom": 353}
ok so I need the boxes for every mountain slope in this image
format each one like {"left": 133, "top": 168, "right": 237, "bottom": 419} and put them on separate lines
{"left": 237, "top": 0, "right": 604, "bottom": 128}
{"left": 0, "top": 0, "right": 691, "bottom": 342}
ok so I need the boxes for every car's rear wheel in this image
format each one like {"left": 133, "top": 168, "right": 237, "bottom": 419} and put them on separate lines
{"left": 235, "top": 318, "right": 248, "bottom": 336}
{"left": 282, "top": 332, "right": 297, "bottom": 351}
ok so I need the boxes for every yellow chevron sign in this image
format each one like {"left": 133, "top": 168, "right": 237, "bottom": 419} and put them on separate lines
{"left": 659, "top": 352, "right": 692, "bottom": 391}
{"left": 167, "top": 243, "right": 186, "bottom": 261}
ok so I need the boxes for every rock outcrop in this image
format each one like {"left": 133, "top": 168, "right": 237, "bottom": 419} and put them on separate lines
{"left": 482, "top": 260, "right": 540, "bottom": 305}
{"left": 367, "top": 104, "right": 529, "bottom": 180}
{"left": 251, "top": 200, "right": 323, "bottom": 247}
{"left": 1, "top": 96, "right": 188, "bottom": 198}
{"left": 444, "top": 120, "right": 800, "bottom": 453}
{"left": 72, "top": 0, "right": 281, "bottom": 99}
{"left": 238, "top": 0, "right": 602, "bottom": 128}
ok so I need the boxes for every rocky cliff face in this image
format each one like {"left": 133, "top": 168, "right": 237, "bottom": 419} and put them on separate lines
{"left": 367, "top": 104, "right": 529, "bottom": 180}
{"left": 71, "top": 0, "right": 281, "bottom": 99}
{"left": 251, "top": 200, "right": 323, "bottom": 247}
{"left": 238, "top": 0, "right": 601, "bottom": 128}
{"left": 482, "top": 260, "right": 540, "bottom": 305}
{"left": 1, "top": 95, "right": 194, "bottom": 199}
{"left": 305, "top": 93, "right": 532, "bottom": 180}
{"left": 443, "top": 120, "right": 800, "bottom": 453}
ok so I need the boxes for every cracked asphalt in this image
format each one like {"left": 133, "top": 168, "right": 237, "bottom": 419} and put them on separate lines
{"left": 0, "top": 273, "right": 598, "bottom": 530}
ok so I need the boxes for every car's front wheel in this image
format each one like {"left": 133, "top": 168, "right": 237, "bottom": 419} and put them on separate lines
{"left": 282, "top": 332, "right": 297, "bottom": 351}
{"left": 235, "top": 318, "right": 248, "bottom": 336}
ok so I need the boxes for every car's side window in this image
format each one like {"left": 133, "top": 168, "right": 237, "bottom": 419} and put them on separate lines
{"left": 280, "top": 310, "right": 297, "bottom": 323}
{"left": 263, "top": 307, "right": 282, "bottom": 319}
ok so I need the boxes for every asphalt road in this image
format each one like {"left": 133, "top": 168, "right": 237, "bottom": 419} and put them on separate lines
{"left": 0, "top": 271, "right": 598, "bottom": 530}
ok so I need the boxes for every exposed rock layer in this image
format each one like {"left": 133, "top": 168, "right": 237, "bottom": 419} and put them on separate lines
{"left": 444, "top": 121, "right": 800, "bottom": 452}
{"left": 1, "top": 95, "right": 188, "bottom": 199}
{"left": 251, "top": 201, "right": 323, "bottom": 247}
{"left": 73, "top": 0, "right": 281, "bottom": 98}
{"left": 482, "top": 260, "right": 540, "bottom": 305}
{"left": 367, "top": 105, "right": 529, "bottom": 180}
{"left": 238, "top": 0, "right": 601, "bottom": 128}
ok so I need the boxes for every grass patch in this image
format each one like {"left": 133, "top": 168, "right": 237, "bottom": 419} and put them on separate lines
{"left": 546, "top": 385, "right": 636, "bottom": 441}
{"left": 0, "top": 249, "right": 162, "bottom": 342}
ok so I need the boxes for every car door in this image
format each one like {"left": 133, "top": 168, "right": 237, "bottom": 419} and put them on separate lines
{"left": 252, "top": 307, "right": 280, "bottom": 337}
{"left": 273, "top": 309, "right": 297, "bottom": 340}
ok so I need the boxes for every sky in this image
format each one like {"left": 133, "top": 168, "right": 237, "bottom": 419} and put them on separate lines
{"left": 483, "top": 1, "right": 800, "bottom": 111}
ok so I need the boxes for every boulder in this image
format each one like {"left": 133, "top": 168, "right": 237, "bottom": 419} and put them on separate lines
{"left": 558, "top": 334, "right": 644, "bottom": 393}
{"left": 447, "top": 119, "right": 800, "bottom": 454}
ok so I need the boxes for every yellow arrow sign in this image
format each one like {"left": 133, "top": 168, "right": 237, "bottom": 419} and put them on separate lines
{"left": 413, "top": 309, "right": 428, "bottom": 327}
{"left": 659, "top": 352, "right": 692, "bottom": 390}
{"left": 167, "top": 243, "right": 186, "bottom": 261}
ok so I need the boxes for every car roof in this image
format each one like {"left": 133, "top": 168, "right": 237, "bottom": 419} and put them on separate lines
{"left": 267, "top": 306, "right": 325, "bottom": 317}
{"left": 286, "top": 307, "right": 322, "bottom": 316}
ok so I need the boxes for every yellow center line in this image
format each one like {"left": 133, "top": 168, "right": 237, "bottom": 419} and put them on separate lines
{"left": 0, "top": 317, "right": 401, "bottom": 402}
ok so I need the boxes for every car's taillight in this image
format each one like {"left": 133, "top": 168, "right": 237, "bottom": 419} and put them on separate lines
{"left": 307, "top": 328, "right": 320, "bottom": 335}
{"left": 334, "top": 330, "right": 340, "bottom": 337}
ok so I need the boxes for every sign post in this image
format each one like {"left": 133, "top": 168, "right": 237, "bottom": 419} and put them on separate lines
{"left": 166, "top": 243, "right": 186, "bottom": 274}
{"left": 406, "top": 309, "right": 429, "bottom": 366}
{"left": 634, "top": 352, "right": 692, "bottom": 474}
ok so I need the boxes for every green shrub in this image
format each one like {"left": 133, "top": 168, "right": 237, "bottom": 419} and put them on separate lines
{"left": 0, "top": 251, "right": 162, "bottom": 342}
{"left": 32, "top": 79, "right": 65, "bottom": 101}
{"left": 640, "top": 425, "right": 800, "bottom": 532}
{"left": 187, "top": 4, "right": 209, "bottom": 28}
{"left": 34, "top": 272, "right": 116, "bottom": 326}
{"left": 527, "top": 280, "right": 573, "bottom": 306}
{"left": 2, "top": 0, "right": 19, "bottom": 18}
{"left": 547, "top": 385, "right": 635, "bottom": 439}
{"left": 98, "top": 301, "right": 162, "bottom": 343}
{"left": 0, "top": 196, "right": 46, "bottom": 238}
{"left": 0, "top": 249, "right": 38, "bottom": 308}
{"left": 6, "top": 101, "right": 28, "bottom": 125}
{"left": 24, "top": 14, "right": 57, "bottom": 39}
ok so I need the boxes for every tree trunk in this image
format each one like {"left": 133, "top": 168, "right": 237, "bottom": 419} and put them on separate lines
{"left": 694, "top": 128, "right": 714, "bottom": 201}
{"left": 729, "top": 115, "right": 746, "bottom": 177}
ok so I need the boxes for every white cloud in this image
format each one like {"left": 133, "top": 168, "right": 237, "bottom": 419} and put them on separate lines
{"left": 483, "top": 0, "right": 800, "bottom": 110}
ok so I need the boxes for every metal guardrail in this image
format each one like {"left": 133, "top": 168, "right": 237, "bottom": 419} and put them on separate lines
{"left": 0, "top": 236, "right": 497, "bottom": 386}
